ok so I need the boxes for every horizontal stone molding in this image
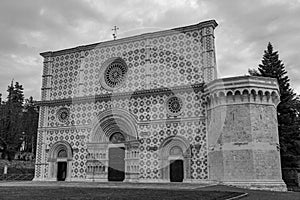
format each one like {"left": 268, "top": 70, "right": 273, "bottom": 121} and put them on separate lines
{"left": 208, "top": 142, "right": 279, "bottom": 152}
{"left": 37, "top": 83, "right": 205, "bottom": 106}
{"left": 37, "top": 117, "right": 206, "bottom": 130}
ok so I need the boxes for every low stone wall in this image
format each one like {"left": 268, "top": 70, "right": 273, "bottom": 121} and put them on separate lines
{"left": 0, "top": 159, "right": 35, "bottom": 174}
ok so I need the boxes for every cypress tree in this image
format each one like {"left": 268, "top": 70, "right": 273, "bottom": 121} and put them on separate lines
{"left": 0, "top": 81, "right": 25, "bottom": 160}
{"left": 249, "top": 42, "right": 300, "bottom": 167}
{"left": 0, "top": 82, "right": 39, "bottom": 160}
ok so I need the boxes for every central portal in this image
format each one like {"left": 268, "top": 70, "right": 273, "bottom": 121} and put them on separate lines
{"left": 108, "top": 147, "right": 125, "bottom": 181}
{"left": 88, "top": 110, "right": 138, "bottom": 182}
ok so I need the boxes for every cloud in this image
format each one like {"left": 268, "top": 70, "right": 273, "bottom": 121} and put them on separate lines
{"left": 202, "top": 0, "right": 300, "bottom": 91}
{"left": 0, "top": 0, "right": 299, "bottom": 100}
{"left": 0, "top": 0, "right": 107, "bottom": 99}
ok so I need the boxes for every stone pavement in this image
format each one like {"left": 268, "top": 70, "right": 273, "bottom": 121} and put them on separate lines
{"left": 0, "top": 181, "right": 214, "bottom": 190}
{"left": 196, "top": 185, "right": 300, "bottom": 200}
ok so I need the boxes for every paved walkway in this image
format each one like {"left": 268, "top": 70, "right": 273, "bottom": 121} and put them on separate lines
{"left": 0, "top": 181, "right": 213, "bottom": 190}
{"left": 196, "top": 185, "right": 299, "bottom": 200}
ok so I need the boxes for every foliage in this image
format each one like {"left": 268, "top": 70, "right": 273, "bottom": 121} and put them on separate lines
{"left": 0, "top": 82, "right": 39, "bottom": 161}
{"left": 249, "top": 42, "right": 300, "bottom": 167}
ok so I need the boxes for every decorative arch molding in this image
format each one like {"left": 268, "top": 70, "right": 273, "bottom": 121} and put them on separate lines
{"left": 47, "top": 141, "right": 73, "bottom": 181}
{"left": 89, "top": 108, "right": 138, "bottom": 143}
{"left": 159, "top": 135, "right": 192, "bottom": 181}
{"left": 160, "top": 135, "right": 191, "bottom": 158}
{"left": 48, "top": 141, "right": 73, "bottom": 161}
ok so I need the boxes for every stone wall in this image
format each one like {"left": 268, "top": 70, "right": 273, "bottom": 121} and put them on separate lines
{"left": 206, "top": 76, "right": 286, "bottom": 191}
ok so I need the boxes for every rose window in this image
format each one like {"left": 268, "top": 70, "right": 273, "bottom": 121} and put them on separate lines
{"left": 166, "top": 96, "right": 183, "bottom": 115}
{"left": 57, "top": 107, "right": 70, "bottom": 123}
{"left": 102, "top": 57, "right": 128, "bottom": 90}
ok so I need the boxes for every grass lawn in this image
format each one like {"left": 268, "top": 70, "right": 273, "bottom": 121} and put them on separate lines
{"left": 0, "top": 186, "right": 241, "bottom": 200}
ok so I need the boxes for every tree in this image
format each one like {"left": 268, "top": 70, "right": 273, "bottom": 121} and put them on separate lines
{"left": 22, "top": 96, "right": 39, "bottom": 154}
{"left": 0, "top": 82, "right": 25, "bottom": 160}
{"left": 249, "top": 42, "right": 300, "bottom": 167}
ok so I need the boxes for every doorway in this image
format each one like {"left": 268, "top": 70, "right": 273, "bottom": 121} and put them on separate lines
{"left": 57, "top": 162, "right": 67, "bottom": 181}
{"left": 108, "top": 147, "right": 125, "bottom": 181}
{"left": 170, "top": 160, "right": 183, "bottom": 182}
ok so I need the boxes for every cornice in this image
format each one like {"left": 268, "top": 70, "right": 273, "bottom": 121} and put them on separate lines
{"left": 40, "top": 20, "right": 218, "bottom": 58}
{"left": 204, "top": 75, "right": 279, "bottom": 93}
{"left": 37, "top": 83, "right": 205, "bottom": 106}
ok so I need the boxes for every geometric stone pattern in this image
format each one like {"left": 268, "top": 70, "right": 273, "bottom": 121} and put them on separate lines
{"left": 138, "top": 120, "right": 207, "bottom": 180}
{"left": 45, "top": 128, "right": 89, "bottom": 179}
{"left": 46, "top": 90, "right": 205, "bottom": 127}
{"left": 44, "top": 88, "right": 207, "bottom": 180}
{"left": 49, "top": 28, "right": 209, "bottom": 100}
{"left": 35, "top": 19, "right": 286, "bottom": 191}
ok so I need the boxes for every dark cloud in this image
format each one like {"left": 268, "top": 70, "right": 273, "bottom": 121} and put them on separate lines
{"left": 0, "top": 0, "right": 299, "bottom": 100}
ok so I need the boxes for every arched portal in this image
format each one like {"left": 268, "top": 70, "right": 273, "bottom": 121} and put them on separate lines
{"left": 48, "top": 141, "right": 73, "bottom": 181}
{"left": 87, "top": 109, "right": 139, "bottom": 182}
{"left": 160, "top": 136, "right": 191, "bottom": 182}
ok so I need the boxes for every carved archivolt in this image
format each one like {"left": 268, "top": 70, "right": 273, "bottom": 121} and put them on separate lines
{"left": 89, "top": 108, "right": 138, "bottom": 143}
{"left": 48, "top": 141, "right": 73, "bottom": 161}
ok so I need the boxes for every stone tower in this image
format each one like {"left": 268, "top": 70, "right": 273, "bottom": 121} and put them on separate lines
{"left": 206, "top": 76, "right": 286, "bottom": 191}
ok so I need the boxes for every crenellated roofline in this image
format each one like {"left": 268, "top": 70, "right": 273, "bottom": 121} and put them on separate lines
{"left": 205, "top": 76, "right": 281, "bottom": 109}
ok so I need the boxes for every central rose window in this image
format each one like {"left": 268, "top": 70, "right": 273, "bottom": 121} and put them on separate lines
{"left": 101, "top": 57, "right": 128, "bottom": 90}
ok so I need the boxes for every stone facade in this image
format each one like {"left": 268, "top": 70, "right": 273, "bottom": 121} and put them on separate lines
{"left": 34, "top": 19, "right": 286, "bottom": 191}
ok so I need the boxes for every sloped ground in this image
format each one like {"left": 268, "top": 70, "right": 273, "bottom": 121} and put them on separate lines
{"left": 0, "top": 159, "right": 34, "bottom": 181}
{"left": 196, "top": 185, "right": 300, "bottom": 200}
{"left": 0, "top": 181, "right": 242, "bottom": 200}
{"left": 0, "top": 181, "right": 299, "bottom": 200}
{"left": 0, "top": 186, "right": 240, "bottom": 200}
{"left": 0, "top": 159, "right": 34, "bottom": 174}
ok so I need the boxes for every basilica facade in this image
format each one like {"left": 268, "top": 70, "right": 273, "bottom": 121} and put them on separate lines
{"left": 34, "top": 20, "right": 286, "bottom": 190}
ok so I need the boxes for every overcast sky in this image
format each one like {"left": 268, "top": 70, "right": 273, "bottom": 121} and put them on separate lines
{"left": 0, "top": 0, "right": 299, "bottom": 100}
